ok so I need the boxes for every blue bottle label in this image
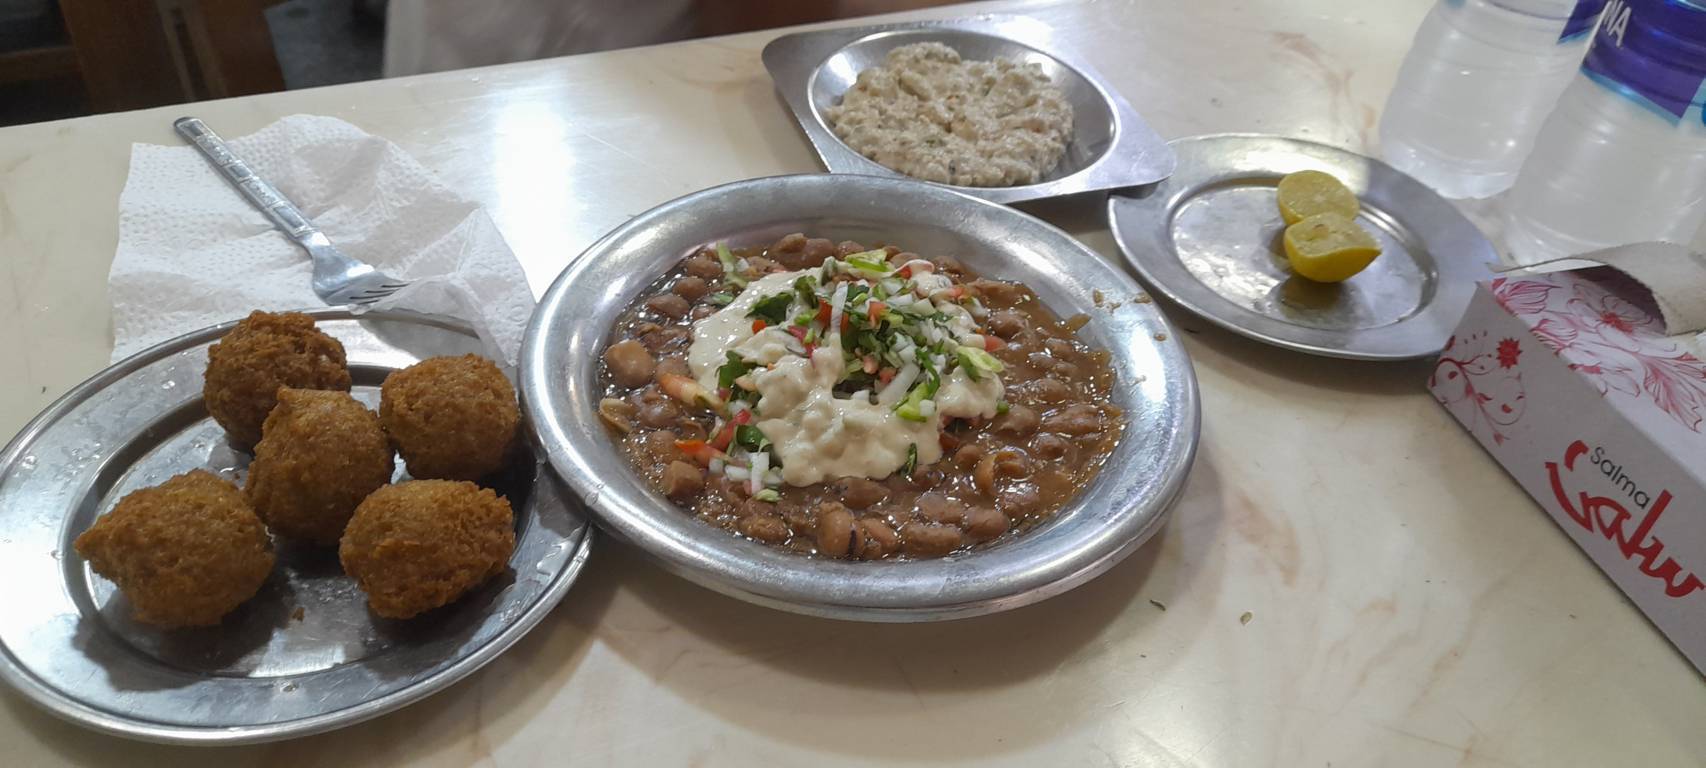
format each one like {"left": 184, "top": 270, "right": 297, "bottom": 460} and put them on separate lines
{"left": 1580, "top": 0, "right": 1706, "bottom": 124}
{"left": 1561, "top": 0, "right": 1610, "bottom": 40}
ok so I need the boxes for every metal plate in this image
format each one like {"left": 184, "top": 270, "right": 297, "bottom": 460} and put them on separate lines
{"left": 521, "top": 173, "right": 1199, "bottom": 622}
{"left": 0, "top": 309, "right": 594, "bottom": 745}
{"left": 1108, "top": 134, "right": 1499, "bottom": 360}
{"left": 762, "top": 14, "right": 1175, "bottom": 205}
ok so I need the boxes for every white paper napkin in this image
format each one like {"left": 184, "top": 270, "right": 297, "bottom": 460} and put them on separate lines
{"left": 109, "top": 114, "right": 533, "bottom": 365}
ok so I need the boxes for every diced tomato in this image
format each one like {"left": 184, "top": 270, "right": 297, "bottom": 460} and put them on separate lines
{"left": 867, "top": 301, "right": 885, "bottom": 328}
{"left": 788, "top": 325, "right": 808, "bottom": 342}
{"left": 674, "top": 439, "right": 722, "bottom": 466}
{"left": 817, "top": 299, "right": 832, "bottom": 327}
{"left": 878, "top": 367, "right": 896, "bottom": 386}
{"left": 948, "top": 285, "right": 965, "bottom": 300}
{"left": 840, "top": 313, "right": 850, "bottom": 333}
{"left": 896, "top": 266, "right": 912, "bottom": 278}
{"left": 717, "top": 387, "right": 731, "bottom": 400}
{"left": 751, "top": 319, "right": 767, "bottom": 333}
{"left": 709, "top": 422, "right": 737, "bottom": 451}
{"left": 732, "top": 409, "right": 753, "bottom": 426}
{"left": 984, "top": 335, "right": 1005, "bottom": 352}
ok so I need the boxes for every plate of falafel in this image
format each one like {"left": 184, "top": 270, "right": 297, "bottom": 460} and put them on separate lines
{"left": 0, "top": 308, "right": 593, "bottom": 744}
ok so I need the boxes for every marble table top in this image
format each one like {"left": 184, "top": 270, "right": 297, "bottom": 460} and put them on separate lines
{"left": 0, "top": 0, "right": 1700, "bottom": 764}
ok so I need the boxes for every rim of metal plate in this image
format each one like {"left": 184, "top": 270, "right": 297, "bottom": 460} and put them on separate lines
{"left": 762, "top": 14, "right": 1176, "bottom": 205}
{"left": 1107, "top": 133, "right": 1500, "bottom": 360}
{"left": 0, "top": 308, "right": 595, "bottom": 745}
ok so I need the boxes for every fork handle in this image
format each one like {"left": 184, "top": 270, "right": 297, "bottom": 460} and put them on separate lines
{"left": 174, "top": 117, "right": 320, "bottom": 243}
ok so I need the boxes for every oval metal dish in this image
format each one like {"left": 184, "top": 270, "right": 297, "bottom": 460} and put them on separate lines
{"left": 762, "top": 14, "right": 1176, "bottom": 205}
{"left": 521, "top": 173, "right": 1199, "bottom": 622}
{"left": 1108, "top": 134, "right": 1499, "bottom": 360}
{"left": 0, "top": 309, "right": 594, "bottom": 745}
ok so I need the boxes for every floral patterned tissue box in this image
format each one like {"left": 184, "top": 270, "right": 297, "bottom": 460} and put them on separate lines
{"left": 1430, "top": 268, "right": 1706, "bottom": 673}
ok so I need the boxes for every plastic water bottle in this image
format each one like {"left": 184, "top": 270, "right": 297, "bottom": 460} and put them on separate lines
{"left": 1505, "top": 0, "right": 1706, "bottom": 264}
{"left": 1380, "top": 0, "right": 1608, "bottom": 199}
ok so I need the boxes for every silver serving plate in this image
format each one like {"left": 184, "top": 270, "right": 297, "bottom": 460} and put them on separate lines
{"left": 521, "top": 174, "right": 1199, "bottom": 622}
{"left": 0, "top": 309, "right": 594, "bottom": 745}
{"left": 1108, "top": 134, "right": 1499, "bottom": 360}
{"left": 762, "top": 14, "right": 1175, "bottom": 205}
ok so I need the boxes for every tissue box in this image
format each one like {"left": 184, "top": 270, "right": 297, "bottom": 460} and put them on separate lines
{"left": 1429, "top": 268, "right": 1706, "bottom": 674}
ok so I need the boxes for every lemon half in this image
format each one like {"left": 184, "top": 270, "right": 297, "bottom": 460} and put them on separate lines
{"left": 1276, "top": 170, "right": 1360, "bottom": 225}
{"left": 1283, "top": 212, "right": 1382, "bottom": 283}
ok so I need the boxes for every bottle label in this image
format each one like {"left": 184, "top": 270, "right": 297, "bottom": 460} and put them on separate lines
{"left": 1580, "top": 0, "right": 1706, "bottom": 124}
{"left": 1561, "top": 0, "right": 1610, "bottom": 40}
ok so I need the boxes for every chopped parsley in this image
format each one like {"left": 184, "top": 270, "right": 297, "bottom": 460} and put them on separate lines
{"left": 746, "top": 292, "right": 794, "bottom": 326}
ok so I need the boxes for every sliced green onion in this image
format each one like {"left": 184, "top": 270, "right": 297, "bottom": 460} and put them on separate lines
{"left": 893, "top": 367, "right": 940, "bottom": 422}
{"left": 753, "top": 488, "right": 780, "bottom": 503}
{"left": 996, "top": 400, "right": 1010, "bottom": 415}
{"left": 902, "top": 443, "right": 918, "bottom": 475}
{"left": 843, "top": 251, "right": 892, "bottom": 278}
{"left": 716, "top": 243, "right": 748, "bottom": 288}
{"left": 707, "top": 292, "right": 734, "bottom": 306}
{"left": 954, "top": 345, "right": 1006, "bottom": 381}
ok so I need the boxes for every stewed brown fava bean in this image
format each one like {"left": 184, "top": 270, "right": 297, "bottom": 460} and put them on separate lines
{"left": 598, "top": 233, "right": 1123, "bottom": 560}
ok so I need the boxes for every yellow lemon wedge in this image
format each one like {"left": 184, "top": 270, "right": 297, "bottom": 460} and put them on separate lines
{"left": 1283, "top": 212, "right": 1382, "bottom": 283}
{"left": 1276, "top": 170, "right": 1360, "bottom": 225}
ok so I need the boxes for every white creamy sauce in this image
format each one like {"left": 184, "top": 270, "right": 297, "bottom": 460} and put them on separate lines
{"left": 685, "top": 266, "right": 1005, "bottom": 485}
{"left": 688, "top": 269, "right": 815, "bottom": 390}
{"left": 936, "top": 369, "right": 1004, "bottom": 420}
{"left": 752, "top": 348, "right": 840, "bottom": 418}
{"left": 759, "top": 390, "right": 944, "bottom": 486}
{"left": 733, "top": 327, "right": 798, "bottom": 369}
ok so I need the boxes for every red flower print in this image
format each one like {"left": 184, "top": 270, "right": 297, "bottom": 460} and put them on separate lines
{"left": 1491, "top": 278, "right": 1558, "bottom": 316}
{"left": 1530, "top": 317, "right": 1577, "bottom": 353}
{"left": 1430, "top": 330, "right": 1526, "bottom": 444}
{"left": 1564, "top": 284, "right": 1656, "bottom": 353}
{"left": 1496, "top": 338, "right": 1521, "bottom": 369}
{"left": 1640, "top": 355, "right": 1706, "bottom": 431}
{"left": 1496, "top": 273, "right": 1706, "bottom": 434}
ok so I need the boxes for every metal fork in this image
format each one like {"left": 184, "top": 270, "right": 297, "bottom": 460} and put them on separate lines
{"left": 174, "top": 117, "right": 410, "bottom": 307}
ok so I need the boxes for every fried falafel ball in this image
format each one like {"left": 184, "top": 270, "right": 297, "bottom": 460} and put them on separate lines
{"left": 204, "top": 311, "right": 352, "bottom": 449}
{"left": 73, "top": 470, "right": 275, "bottom": 628}
{"left": 245, "top": 388, "right": 395, "bottom": 545}
{"left": 339, "top": 480, "right": 516, "bottom": 619}
{"left": 379, "top": 355, "right": 518, "bottom": 481}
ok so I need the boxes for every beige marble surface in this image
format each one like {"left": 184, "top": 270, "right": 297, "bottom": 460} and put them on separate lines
{"left": 1, "top": 0, "right": 1702, "bottom": 764}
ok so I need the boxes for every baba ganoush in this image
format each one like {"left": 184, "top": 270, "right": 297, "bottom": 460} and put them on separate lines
{"left": 824, "top": 42, "right": 1075, "bottom": 188}
{"left": 598, "top": 233, "right": 1122, "bottom": 559}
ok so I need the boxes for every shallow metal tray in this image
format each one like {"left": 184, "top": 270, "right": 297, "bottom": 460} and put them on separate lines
{"left": 0, "top": 309, "right": 594, "bottom": 744}
{"left": 521, "top": 173, "right": 1199, "bottom": 622}
{"left": 1109, "top": 134, "right": 1500, "bottom": 360}
{"left": 762, "top": 14, "right": 1176, "bottom": 205}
